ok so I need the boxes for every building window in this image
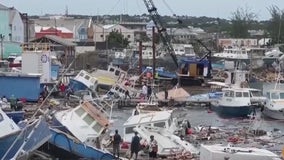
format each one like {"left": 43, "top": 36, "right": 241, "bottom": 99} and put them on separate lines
{"left": 100, "top": 35, "right": 103, "bottom": 38}
{"left": 127, "top": 35, "right": 131, "bottom": 38}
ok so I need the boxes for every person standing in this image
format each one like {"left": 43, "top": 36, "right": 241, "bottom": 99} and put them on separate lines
{"left": 10, "top": 94, "right": 17, "bottom": 110}
{"left": 149, "top": 135, "right": 158, "bottom": 159}
{"left": 142, "top": 83, "right": 148, "bottom": 100}
{"left": 130, "top": 132, "right": 140, "bottom": 160}
{"left": 113, "top": 129, "right": 122, "bottom": 159}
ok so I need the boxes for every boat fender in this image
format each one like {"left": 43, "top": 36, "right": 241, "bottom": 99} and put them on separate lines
{"left": 121, "top": 142, "right": 129, "bottom": 149}
{"left": 182, "top": 150, "right": 192, "bottom": 159}
{"left": 227, "top": 136, "right": 239, "bottom": 143}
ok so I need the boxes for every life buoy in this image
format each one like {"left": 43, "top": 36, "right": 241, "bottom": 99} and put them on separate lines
{"left": 223, "top": 72, "right": 228, "bottom": 79}
{"left": 227, "top": 136, "right": 239, "bottom": 143}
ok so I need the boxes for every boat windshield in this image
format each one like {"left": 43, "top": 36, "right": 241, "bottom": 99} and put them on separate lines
{"left": 250, "top": 90, "right": 262, "bottom": 97}
{"left": 270, "top": 92, "right": 284, "bottom": 99}
{"left": 224, "top": 91, "right": 234, "bottom": 97}
{"left": 125, "top": 126, "right": 135, "bottom": 134}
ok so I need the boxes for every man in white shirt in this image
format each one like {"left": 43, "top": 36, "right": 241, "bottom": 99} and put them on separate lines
{"left": 142, "top": 83, "right": 148, "bottom": 99}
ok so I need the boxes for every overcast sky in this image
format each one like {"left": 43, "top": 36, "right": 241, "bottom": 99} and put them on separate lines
{"left": 1, "top": 0, "right": 284, "bottom": 20}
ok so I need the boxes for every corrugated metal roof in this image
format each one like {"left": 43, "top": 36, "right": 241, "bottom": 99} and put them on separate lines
{"left": 35, "top": 26, "right": 73, "bottom": 33}
{"left": 45, "top": 35, "right": 76, "bottom": 46}
{"left": 30, "top": 35, "right": 76, "bottom": 47}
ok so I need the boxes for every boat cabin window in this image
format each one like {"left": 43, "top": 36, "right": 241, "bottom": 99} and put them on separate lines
{"left": 79, "top": 72, "right": 85, "bottom": 77}
{"left": 271, "top": 92, "right": 279, "bottom": 99}
{"left": 224, "top": 91, "right": 234, "bottom": 97}
{"left": 92, "top": 122, "right": 103, "bottom": 133}
{"left": 154, "top": 122, "right": 166, "bottom": 128}
{"left": 115, "top": 70, "right": 120, "bottom": 76}
{"left": 168, "top": 119, "right": 172, "bottom": 127}
{"left": 0, "top": 113, "right": 3, "bottom": 122}
{"left": 83, "top": 114, "right": 94, "bottom": 125}
{"left": 250, "top": 91, "right": 262, "bottom": 97}
{"left": 119, "top": 88, "right": 125, "bottom": 94}
{"left": 85, "top": 75, "right": 90, "bottom": 80}
{"left": 125, "top": 126, "right": 135, "bottom": 134}
{"left": 90, "top": 78, "right": 98, "bottom": 84}
{"left": 243, "top": 92, "right": 249, "bottom": 97}
{"left": 280, "top": 93, "right": 284, "bottom": 99}
{"left": 235, "top": 92, "right": 242, "bottom": 97}
{"left": 109, "top": 68, "right": 115, "bottom": 72}
{"left": 75, "top": 107, "right": 85, "bottom": 117}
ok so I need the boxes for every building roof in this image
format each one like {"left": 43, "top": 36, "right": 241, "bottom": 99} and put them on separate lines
{"left": 30, "top": 35, "right": 76, "bottom": 47}
{"left": 0, "top": 3, "right": 8, "bottom": 10}
{"left": 103, "top": 24, "right": 116, "bottom": 29}
{"left": 9, "top": 9, "right": 17, "bottom": 24}
{"left": 35, "top": 26, "right": 73, "bottom": 33}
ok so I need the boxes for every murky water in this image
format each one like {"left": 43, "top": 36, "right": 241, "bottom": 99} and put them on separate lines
{"left": 110, "top": 106, "right": 284, "bottom": 136}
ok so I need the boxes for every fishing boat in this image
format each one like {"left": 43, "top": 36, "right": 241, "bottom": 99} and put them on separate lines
{"left": 213, "top": 47, "right": 250, "bottom": 61}
{"left": 52, "top": 101, "right": 110, "bottom": 145}
{"left": 134, "top": 125, "right": 198, "bottom": 159}
{"left": 210, "top": 70, "right": 266, "bottom": 118}
{"left": 200, "top": 144, "right": 281, "bottom": 160}
{"left": 262, "top": 47, "right": 284, "bottom": 66}
{"left": 69, "top": 70, "right": 99, "bottom": 92}
{"left": 123, "top": 110, "right": 180, "bottom": 143}
{"left": 47, "top": 128, "right": 114, "bottom": 160}
{"left": 263, "top": 73, "right": 284, "bottom": 120}
{"left": 0, "top": 108, "right": 51, "bottom": 159}
{"left": 50, "top": 101, "right": 114, "bottom": 158}
{"left": 91, "top": 64, "right": 128, "bottom": 89}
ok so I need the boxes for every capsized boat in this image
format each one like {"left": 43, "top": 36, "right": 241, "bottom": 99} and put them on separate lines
{"left": 52, "top": 101, "right": 110, "bottom": 145}
{"left": 50, "top": 101, "right": 114, "bottom": 159}
{"left": 134, "top": 125, "right": 199, "bottom": 159}
{"left": 263, "top": 73, "right": 284, "bottom": 120}
{"left": 123, "top": 110, "right": 180, "bottom": 143}
{"left": 0, "top": 107, "right": 51, "bottom": 159}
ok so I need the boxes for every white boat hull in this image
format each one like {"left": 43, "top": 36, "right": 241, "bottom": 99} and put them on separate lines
{"left": 263, "top": 107, "right": 284, "bottom": 120}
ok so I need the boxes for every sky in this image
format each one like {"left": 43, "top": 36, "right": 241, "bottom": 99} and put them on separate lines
{"left": 1, "top": 0, "right": 284, "bottom": 20}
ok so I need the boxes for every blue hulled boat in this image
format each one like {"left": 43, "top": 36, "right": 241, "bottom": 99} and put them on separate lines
{"left": 50, "top": 101, "right": 114, "bottom": 159}
{"left": 48, "top": 128, "right": 114, "bottom": 160}
{"left": 0, "top": 108, "right": 51, "bottom": 159}
{"left": 69, "top": 70, "right": 98, "bottom": 92}
{"left": 210, "top": 70, "right": 266, "bottom": 118}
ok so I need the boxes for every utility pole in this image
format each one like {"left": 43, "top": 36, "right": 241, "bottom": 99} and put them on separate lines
{"left": 0, "top": 34, "right": 4, "bottom": 60}
{"left": 152, "top": 27, "right": 156, "bottom": 79}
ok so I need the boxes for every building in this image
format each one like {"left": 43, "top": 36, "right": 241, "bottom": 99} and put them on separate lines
{"left": 0, "top": 3, "right": 24, "bottom": 59}
{"left": 32, "top": 16, "right": 90, "bottom": 42}
{"left": 29, "top": 35, "right": 76, "bottom": 67}
{"left": 35, "top": 26, "right": 73, "bottom": 39}
{"left": 218, "top": 38, "right": 258, "bottom": 48}
{"left": 93, "top": 24, "right": 135, "bottom": 43}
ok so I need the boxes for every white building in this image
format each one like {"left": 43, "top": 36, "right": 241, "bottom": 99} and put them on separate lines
{"left": 9, "top": 9, "right": 24, "bottom": 43}
{"left": 93, "top": 24, "right": 135, "bottom": 43}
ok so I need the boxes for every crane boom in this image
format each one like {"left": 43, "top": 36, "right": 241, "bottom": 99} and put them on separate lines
{"left": 143, "top": 0, "right": 179, "bottom": 68}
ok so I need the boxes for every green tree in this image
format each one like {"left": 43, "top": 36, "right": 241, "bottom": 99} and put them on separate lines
{"left": 107, "top": 30, "right": 130, "bottom": 48}
{"left": 230, "top": 7, "right": 257, "bottom": 38}
{"left": 267, "top": 5, "right": 284, "bottom": 44}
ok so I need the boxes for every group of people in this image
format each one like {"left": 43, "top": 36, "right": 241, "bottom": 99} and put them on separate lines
{"left": 112, "top": 130, "right": 158, "bottom": 160}
{"left": 0, "top": 95, "right": 24, "bottom": 111}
